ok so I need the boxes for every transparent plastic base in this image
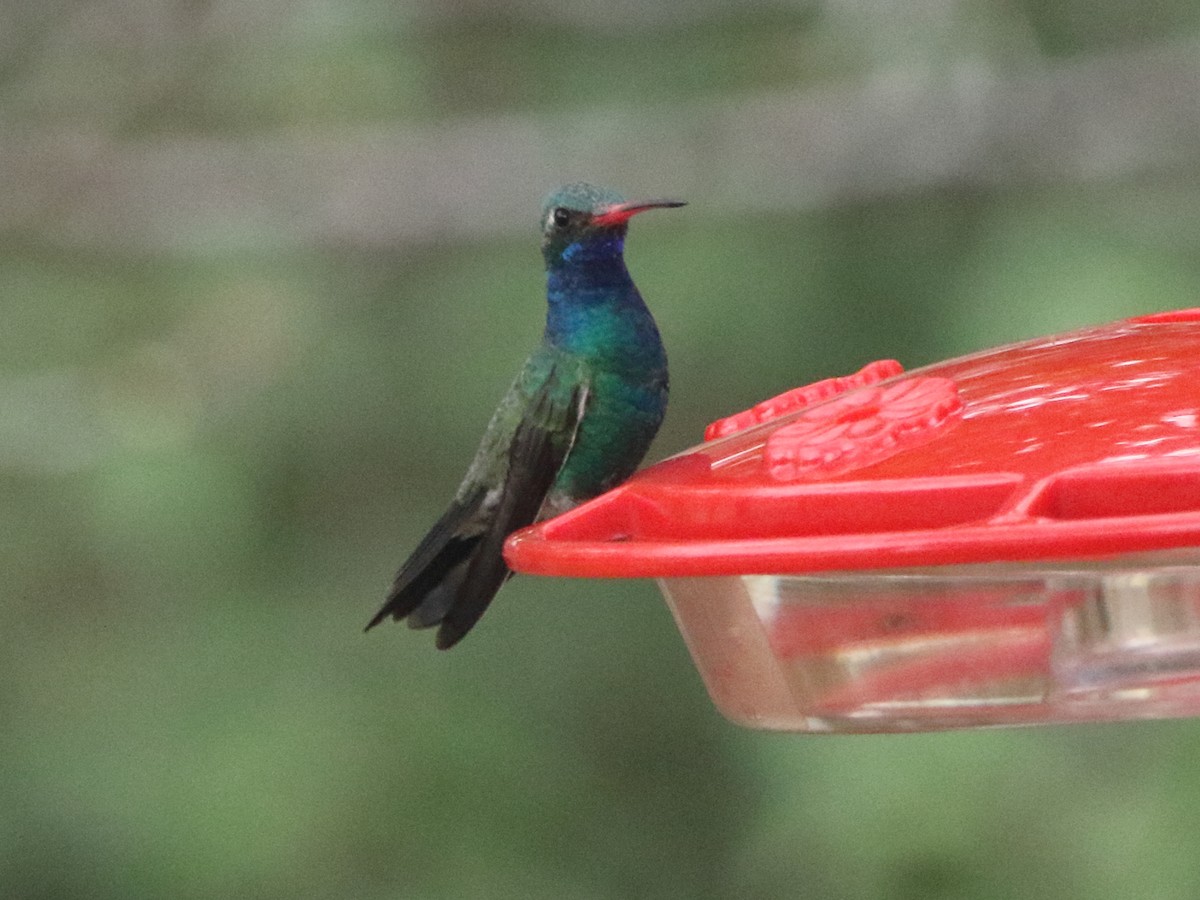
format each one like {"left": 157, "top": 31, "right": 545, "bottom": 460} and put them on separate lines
{"left": 658, "top": 553, "right": 1200, "bottom": 732}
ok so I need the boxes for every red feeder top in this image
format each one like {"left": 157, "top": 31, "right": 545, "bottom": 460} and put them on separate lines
{"left": 506, "top": 310, "right": 1200, "bottom": 578}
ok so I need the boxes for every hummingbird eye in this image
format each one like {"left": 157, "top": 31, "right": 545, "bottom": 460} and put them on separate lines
{"left": 552, "top": 207, "right": 571, "bottom": 227}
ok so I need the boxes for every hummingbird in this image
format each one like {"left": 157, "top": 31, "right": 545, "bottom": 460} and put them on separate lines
{"left": 366, "top": 182, "right": 685, "bottom": 649}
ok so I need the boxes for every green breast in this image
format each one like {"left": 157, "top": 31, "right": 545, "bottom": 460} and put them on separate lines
{"left": 551, "top": 362, "right": 668, "bottom": 504}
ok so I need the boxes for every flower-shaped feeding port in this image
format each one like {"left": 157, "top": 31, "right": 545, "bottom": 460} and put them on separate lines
{"left": 705, "top": 359, "right": 904, "bottom": 440}
{"left": 762, "top": 377, "right": 962, "bottom": 481}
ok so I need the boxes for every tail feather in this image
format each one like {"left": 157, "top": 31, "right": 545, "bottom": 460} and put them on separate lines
{"left": 406, "top": 555, "right": 472, "bottom": 629}
{"left": 368, "top": 375, "right": 587, "bottom": 648}
{"left": 367, "top": 537, "right": 477, "bottom": 631}
{"left": 364, "top": 491, "right": 485, "bottom": 632}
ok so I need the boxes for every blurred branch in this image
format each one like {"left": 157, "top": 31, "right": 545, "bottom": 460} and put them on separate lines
{"left": 0, "top": 0, "right": 84, "bottom": 93}
{"left": 3, "top": 38, "right": 1200, "bottom": 251}
{"left": 0, "top": 0, "right": 219, "bottom": 238}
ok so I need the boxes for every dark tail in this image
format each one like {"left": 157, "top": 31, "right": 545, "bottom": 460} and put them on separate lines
{"left": 367, "top": 389, "right": 574, "bottom": 649}
{"left": 365, "top": 488, "right": 506, "bottom": 649}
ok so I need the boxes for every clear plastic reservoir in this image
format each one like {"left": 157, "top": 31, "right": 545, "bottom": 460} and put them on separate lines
{"left": 659, "top": 554, "right": 1200, "bottom": 731}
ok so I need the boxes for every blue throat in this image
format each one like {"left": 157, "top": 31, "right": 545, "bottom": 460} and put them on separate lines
{"left": 543, "top": 236, "right": 649, "bottom": 349}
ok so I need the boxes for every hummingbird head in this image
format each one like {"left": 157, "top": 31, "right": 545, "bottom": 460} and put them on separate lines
{"left": 540, "top": 182, "right": 685, "bottom": 268}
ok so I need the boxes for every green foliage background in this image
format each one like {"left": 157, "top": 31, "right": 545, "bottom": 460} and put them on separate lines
{"left": 5, "top": 2, "right": 1200, "bottom": 897}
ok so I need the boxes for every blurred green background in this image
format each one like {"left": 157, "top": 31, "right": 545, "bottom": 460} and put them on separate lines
{"left": 6, "top": 1, "right": 1200, "bottom": 897}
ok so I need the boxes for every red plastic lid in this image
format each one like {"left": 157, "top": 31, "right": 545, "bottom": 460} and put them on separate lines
{"left": 506, "top": 310, "right": 1200, "bottom": 578}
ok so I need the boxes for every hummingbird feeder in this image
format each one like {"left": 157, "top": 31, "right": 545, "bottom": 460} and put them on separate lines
{"left": 506, "top": 310, "right": 1200, "bottom": 732}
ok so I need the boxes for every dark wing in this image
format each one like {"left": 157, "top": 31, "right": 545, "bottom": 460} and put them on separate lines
{"left": 367, "top": 369, "right": 588, "bottom": 649}
{"left": 430, "top": 386, "right": 581, "bottom": 648}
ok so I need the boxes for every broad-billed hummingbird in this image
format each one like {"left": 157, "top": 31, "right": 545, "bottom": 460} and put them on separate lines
{"left": 366, "top": 183, "right": 685, "bottom": 648}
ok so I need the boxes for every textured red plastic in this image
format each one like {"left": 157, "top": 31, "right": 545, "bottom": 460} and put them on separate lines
{"left": 763, "top": 376, "right": 963, "bottom": 480}
{"left": 704, "top": 359, "right": 904, "bottom": 440}
{"left": 506, "top": 312, "right": 1200, "bottom": 578}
